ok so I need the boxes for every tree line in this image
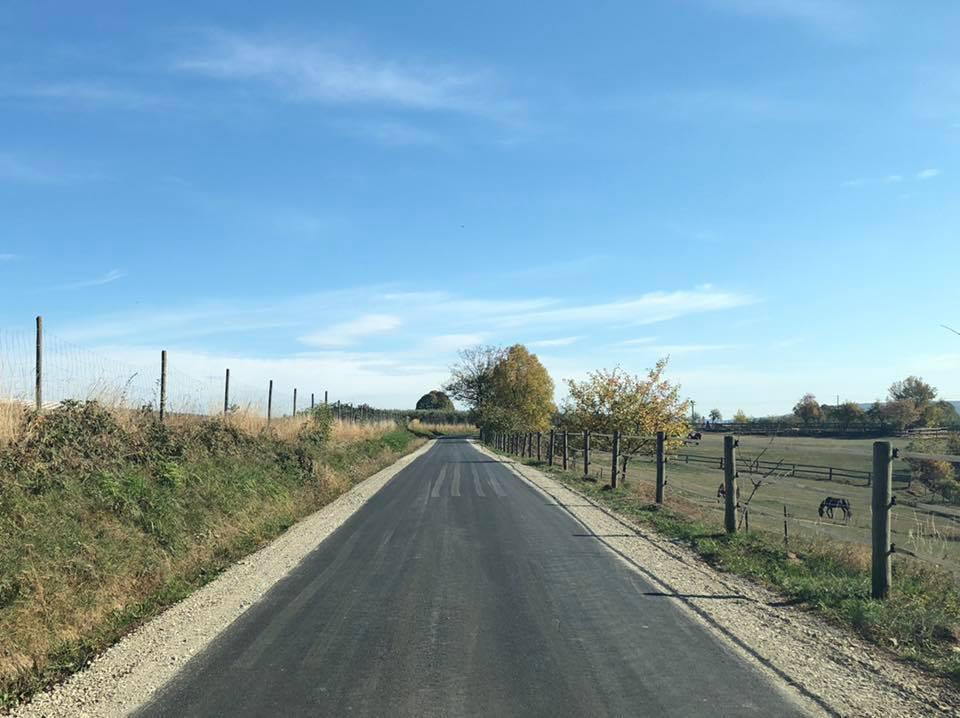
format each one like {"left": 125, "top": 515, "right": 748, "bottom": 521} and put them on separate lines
{"left": 443, "top": 344, "right": 689, "bottom": 459}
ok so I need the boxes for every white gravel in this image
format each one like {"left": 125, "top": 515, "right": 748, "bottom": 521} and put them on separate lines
{"left": 477, "top": 444, "right": 960, "bottom": 718}
{"left": 11, "top": 440, "right": 435, "bottom": 718}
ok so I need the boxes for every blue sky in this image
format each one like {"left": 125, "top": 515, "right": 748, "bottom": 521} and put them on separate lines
{"left": 1, "top": 0, "right": 959, "bottom": 415}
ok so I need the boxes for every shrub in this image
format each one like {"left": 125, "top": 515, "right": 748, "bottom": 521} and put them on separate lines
{"left": 300, "top": 404, "right": 335, "bottom": 446}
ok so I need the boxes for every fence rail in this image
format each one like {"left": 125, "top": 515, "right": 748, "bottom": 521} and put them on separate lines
{"left": 699, "top": 421, "right": 960, "bottom": 438}
{"left": 672, "top": 452, "right": 913, "bottom": 485}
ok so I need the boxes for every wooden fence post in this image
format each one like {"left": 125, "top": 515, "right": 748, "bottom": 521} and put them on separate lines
{"left": 324, "top": 390, "right": 328, "bottom": 405}
{"left": 223, "top": 368, "right": 230, "bottom": 415}
{"left": 581, "top": 431, "right": 589, "bottom": 475}
{"left": 548, "top": 430, "right": 555, "bottom": 466}
{"left": 267, "top": 380, "right": 273, "bottom": 424}
{"left": 159, "top": 350, "right": 167, "bottom": 422}
{"left": 872, "top": 441, "right": 893, "bottom": 599}
{"left": 562, "top": 431, "right": 569, "bottom": 470}
{"left": 724, "top": 435, "right": 738, "bottom": 533}
{"left": 311, "top": 392, "right": 315, "bottom": 410}
{"left": 611, "top": 431, "right": 620, "bottom": 489}
{"left": 293, "top": 388, "right": 297, "bottom": 416}
{"left": 656, "top": 431, "right": 666, "bottom": 504}
{"left": 35, "top": 315, "right": 42, "bottom": 411}
{"left": 537, "top": 432, "right": 542, "bottom": 461}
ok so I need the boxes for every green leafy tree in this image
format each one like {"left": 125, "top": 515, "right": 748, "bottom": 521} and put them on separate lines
{"left": 921, "top": 400, "right": 960, "bottom": 428}
{"left": 833, "top": 401, "right": 865, "bottom": 431}
{"left": 889, "top": 376, "right": 937, "bottom": 422}
{"left": 792, "top": 393, "right": 823, "bottom": 425}
{"left": 481, "top": 345, "right": 555, "bottom": 432}
{"left": 733, "top": 409, "right": 749, "bottom": 423}
{"left": 415, "top": 390, "right": 454, "bottom": 411}
{"left": 709, "top": 408, "right": 722, "bottom": 422}
{"left": 563, "top": 359, "right": 689, "bottom": 457}
{"left": 876, "top": 399, "right": 920, "bottom": 432}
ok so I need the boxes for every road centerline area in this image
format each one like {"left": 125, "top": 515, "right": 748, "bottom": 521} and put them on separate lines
{"left": 137, "top": 438, "right": 808, "bottom": 718}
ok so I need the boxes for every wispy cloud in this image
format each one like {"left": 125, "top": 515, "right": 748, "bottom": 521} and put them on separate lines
{"left": 7, "top": 81, "right": 166, "bottom": 110}
{"left": 299, "top": 313, "right": 402, "bottom": 347}
{"left": 529, "top": 336, "right": 580, "bottom": 348}
{"left": 616, "top": 337, "right": 657, "bottom": 346}
{"left": 0, "top": 152, "right": 100, "bottom": 184}
{"left": 57, "top": 269, "right": 126, "bottom": 290}
{"left": 651, "top": 344, "right": 736, "bottom": 355}
{"left": 632, "top": 89, "right": 810, "bottom": 122}
{"left": 55, "top": 284, "right": 752, "bottom": 359}
{"left": 497, "top": 287, "right": 755, "bottom": 328}
{"left": 175, "top": 32, "right": 515, "bottom": 119}
{"left": 421, "top": 333, "right": 489, "bottom": 352}
{"left": 703, "top": 0, "right": 865, "bottom": 38}
{"left": 340, "top": 120, "right": 447, "bottom": 148}
{"left": 843, "top": 168, "right": 942, "bottom": 188}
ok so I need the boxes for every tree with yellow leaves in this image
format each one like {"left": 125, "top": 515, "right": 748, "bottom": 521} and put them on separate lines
{"left": 480, "top": 344, "right": 556, "bottom": 432}
{"left": 563, "top": 358, "right": 689, "bottom": 458}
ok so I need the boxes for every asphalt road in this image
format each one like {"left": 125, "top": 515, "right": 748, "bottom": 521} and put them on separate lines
{"left": 138, "top": 438, "right": 805, "bottom": 717}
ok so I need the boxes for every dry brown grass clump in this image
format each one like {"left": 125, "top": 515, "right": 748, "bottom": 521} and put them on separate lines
{"left": 408, "top": 419, "right": 476, "bottom": 436}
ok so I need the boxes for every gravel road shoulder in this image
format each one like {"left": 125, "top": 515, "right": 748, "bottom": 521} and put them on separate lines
{"left": 11, "top": 440, "right": 435, "bottom": 718}
{"left": 476, "top": 443, "right": 960, "bottom": 718}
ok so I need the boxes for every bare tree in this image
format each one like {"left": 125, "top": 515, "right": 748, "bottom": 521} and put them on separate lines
{"left": 443, "top": 345, "right": 506, "bottom": 413}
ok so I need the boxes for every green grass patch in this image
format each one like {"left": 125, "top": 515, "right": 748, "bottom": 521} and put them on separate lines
{"left": 503, "top": 449, "right": 960, "bottom": 683}
{"left": 0, "top": 402, "right": 424, "bottom": 709}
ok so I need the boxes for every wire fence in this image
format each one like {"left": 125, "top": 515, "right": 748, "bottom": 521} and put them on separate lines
{"left": 0, "top": 317, "right": 470, "bottom": 426}
{"left": 490, "top": 429, "right": 960, "bottom": 583}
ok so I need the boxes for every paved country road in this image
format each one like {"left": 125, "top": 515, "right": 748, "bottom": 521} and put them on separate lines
{"left": 137, "top": 438, "right": 807, "bottom": 717}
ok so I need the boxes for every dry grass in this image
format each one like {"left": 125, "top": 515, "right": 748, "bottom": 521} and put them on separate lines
{"left": 0, "top": 402, "right": 27, "bottom": 447}
{"left": 408, "top": 419, "right": 476, "bottom": 436}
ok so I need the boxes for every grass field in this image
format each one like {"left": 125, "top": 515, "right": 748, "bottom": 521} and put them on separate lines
{"left": 556, "top": 432, "right": 960, "bottom": 576}
{"left": 495, "top": 440, "right": 960, "bottom": 682}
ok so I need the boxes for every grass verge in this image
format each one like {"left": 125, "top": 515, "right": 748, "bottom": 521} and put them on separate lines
{"left": 408, "top": 419, "right": 477, "bottom": 438}
{"left": 498, "top": 448, "right": 960, "bottom": 684}
{"left": 0, "top": 401, "right": 425, "bottom": 709}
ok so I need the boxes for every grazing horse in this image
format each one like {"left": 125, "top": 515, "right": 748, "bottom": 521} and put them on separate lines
{"left": 818, "top": 497, "right": 852, "bottom": 522}
{"left": 688, "top": 431, "right": 703, "bottom": 440}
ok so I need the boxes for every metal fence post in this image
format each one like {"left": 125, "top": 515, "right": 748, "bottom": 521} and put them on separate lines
{"left": 159, "top": 350, "right": 167, "bottom": 422}
{"left": 562, "top": 431, "right": 569, "bottom": 470}
{"left": 311, "top": 392, "right": 315, "bottom": 410}
{"left": 724, "top": 435, "right": 738, "bottom": 533}
{"left": 611, "top": 431, "right": 620, "bottom": 489}
{"left": 872, "top": 441, "right": 893, "bottom": 599}
{"left": 223, "top": 368, "right": 230, "bottom": 415}
{"left": 324, "top": 390, "right": 328, "bottom": 405}
{"left": 656, "top": 431, "right": 666, "bottom": 504}
{"left": 293, "top": 388, "right": 297, "bottom": 416}
{"left": 267, "top": 380, "right": 273, "bottom": 424}
{"left": 583, "top": 430, "right": 591, "bottom": 478}
{"left": 35, "top": 315, "right": 42, "bottom": 411}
